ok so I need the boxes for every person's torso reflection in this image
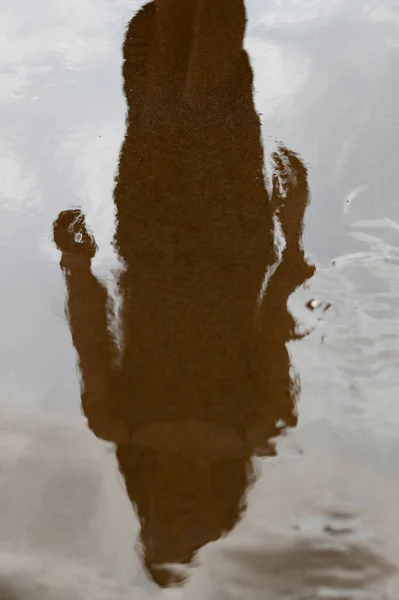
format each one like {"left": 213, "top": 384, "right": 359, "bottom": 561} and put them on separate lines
{"left": 53, "top": 0, "right": 314, "bottom": 587}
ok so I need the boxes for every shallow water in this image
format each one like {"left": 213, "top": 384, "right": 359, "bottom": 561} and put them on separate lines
{"left": 1, "top": 0, "right": 399, "bottom": 598}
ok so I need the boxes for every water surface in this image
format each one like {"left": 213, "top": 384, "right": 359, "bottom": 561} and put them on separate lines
{"left": 1, "top": 0, "right": 399, "bottom": 598}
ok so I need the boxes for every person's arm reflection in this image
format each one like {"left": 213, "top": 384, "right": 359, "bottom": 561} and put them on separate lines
{"left": 249, "top": 148, "right": 315, "bottom": 453}
{"left": 53, "top": 0, "right": 314, "bottom": 586}
{"left": 52, "top": 210, "right": 129, "bottom": 443}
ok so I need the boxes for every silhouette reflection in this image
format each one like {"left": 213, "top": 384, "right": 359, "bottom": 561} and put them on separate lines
{"left": 53, "top": 0, "right": 314, "bottom": 587}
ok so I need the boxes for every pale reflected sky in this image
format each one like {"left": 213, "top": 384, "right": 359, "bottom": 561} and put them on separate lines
{"left": 246, "top": 0, "right": 399, "bottom": 262}
{"left": 0, "top": 0, "right": 134, "bottom": 415}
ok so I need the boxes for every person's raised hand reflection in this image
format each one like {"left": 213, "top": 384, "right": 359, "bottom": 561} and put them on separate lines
{"left": 53, "top": 0, "right": 315, "bottom": 587}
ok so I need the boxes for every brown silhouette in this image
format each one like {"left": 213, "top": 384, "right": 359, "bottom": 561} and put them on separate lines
{"left": 53, "top": 0, "right": 314, "bottom": 587}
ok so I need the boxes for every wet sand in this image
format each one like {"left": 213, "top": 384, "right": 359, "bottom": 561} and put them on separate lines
{"left": 1, "top": 0, "right": 399, "bottom": 598}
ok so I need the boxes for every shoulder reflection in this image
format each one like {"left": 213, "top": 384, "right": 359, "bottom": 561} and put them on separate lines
{"left": 53, "top": 0, "right": 314, "bottom": 588}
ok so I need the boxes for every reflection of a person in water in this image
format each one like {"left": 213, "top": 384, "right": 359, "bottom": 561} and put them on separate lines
{"left": 53, "top": 0, "right": 314, "bottom": 587}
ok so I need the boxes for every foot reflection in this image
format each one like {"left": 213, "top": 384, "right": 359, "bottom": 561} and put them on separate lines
{"left": 53, "top": 0, "right": 314, "bottom": 588}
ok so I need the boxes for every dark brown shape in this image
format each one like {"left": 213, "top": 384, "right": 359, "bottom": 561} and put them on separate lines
{"left": 53, "top": 0, "right": 314, "bottom": 587}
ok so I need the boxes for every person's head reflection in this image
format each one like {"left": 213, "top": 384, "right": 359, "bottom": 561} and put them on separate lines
{"left": 53, "top": 0, "right": 314, "bottom": 587}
